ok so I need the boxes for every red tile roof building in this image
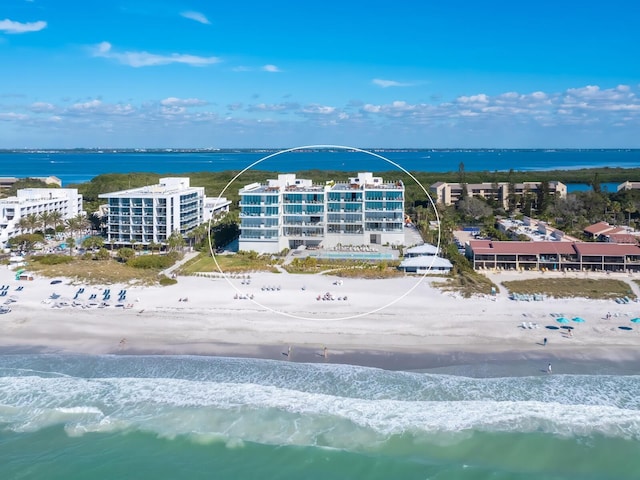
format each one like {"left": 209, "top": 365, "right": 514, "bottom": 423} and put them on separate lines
{"left": 468, "top": 240, "right": 640, "bottom": 272}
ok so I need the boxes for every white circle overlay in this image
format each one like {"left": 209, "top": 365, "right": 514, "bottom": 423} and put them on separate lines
{"left": 207, "top": 145, "right": 442, "bottom": 321}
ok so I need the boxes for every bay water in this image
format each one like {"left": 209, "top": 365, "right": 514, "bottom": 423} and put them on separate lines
{"left": 1, "top": 149, "right": 639, "bottom": 186}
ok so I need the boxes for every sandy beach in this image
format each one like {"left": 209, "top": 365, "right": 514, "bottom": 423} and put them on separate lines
{"left": 2, "top": 266, "right": 640, "bottom": 370}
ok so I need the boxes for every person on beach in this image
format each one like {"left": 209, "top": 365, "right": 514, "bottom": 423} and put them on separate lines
{"left": 323, "top": 346, "right": 328, "bottom": 359}
{"left": 543, "top": 337, "right": 547, "bottom": 346}
{"left": 547, "top": 363, "right": 552, "bottom": 374}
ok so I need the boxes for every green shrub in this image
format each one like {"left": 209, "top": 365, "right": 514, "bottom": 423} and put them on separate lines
{"left": 95, "top": 248, "right": 111, "bottom": 260}
{"left": 31, "top": 254, "right": 74, "bottom": 265}
{"left": 158, "top": 275, "right": 178, "bottom": 286}
{"left": 128, "top": 252, "right": 179, "bottom": 270}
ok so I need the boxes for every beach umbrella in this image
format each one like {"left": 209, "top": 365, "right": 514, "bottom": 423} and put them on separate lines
{"left": 571, "top": 317, "right": 585, "bottom": 323}
{"left": 556, "top": 317, "right": 569, "bottom": 324}
{"left": 631, "top": 318, "right": 640, "bottom": 323}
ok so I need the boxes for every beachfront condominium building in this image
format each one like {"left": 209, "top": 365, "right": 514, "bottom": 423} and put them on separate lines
{"left": 99, "top": 177, "right": 204, "bottom": 247}
{"left": 430, "top": 181, "right": 567, "bottom": 209}
{"left": 239, "top": 172, "right": 405, "bottom": 254}
{"left": 0, "top": 188, "right": 84, "bottom": 247}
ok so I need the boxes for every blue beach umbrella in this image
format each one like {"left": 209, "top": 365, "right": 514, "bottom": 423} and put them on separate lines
{"left": 631, "top": 318, "right": 640, "bottom": 323}
{"left": 571, "top": 317, "right": 586, "bottom": 323}
{"left": 556, "top": 317, "right": 569, "bottom": 324}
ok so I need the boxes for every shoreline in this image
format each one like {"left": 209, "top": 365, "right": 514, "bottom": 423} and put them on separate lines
{"left": 2, "top": 341, "right": 640, "bottom": 377}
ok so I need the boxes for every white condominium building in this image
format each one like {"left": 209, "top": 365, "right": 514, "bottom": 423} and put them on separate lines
{"left": 99, "top": 177, "right": 204, "bottom": 246}
{"left": 239, "top": 172, "right": 405, "bottom": 254}
{"left": 0, "top": 188, "right": 84, "bottom": 246}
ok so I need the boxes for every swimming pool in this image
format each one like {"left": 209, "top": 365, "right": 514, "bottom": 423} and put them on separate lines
{"left": 312, "top": 251, "right": 396, "bottom": 261}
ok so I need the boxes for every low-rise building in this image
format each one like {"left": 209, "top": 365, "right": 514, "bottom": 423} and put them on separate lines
{"left": 0, "top": 188, "right": 84, "bottom": 246}
{"left": 204, "top": 197, "right": 232, "bottom": 221}
{"left": 397, "top": 243, "right": 452, "bottom": 274}
{"left": 430, "top": 181, "right": 567, "bottom": 209}
{"left": 467, "top": 239, "right": 640, "bottom": 272}
{"left": 99, "top": 177, "right": 204, "bottom": 247}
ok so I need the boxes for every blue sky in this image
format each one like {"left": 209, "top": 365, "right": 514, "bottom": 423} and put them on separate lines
{"left": 1, "top": 0, "right": 639, "bottom": 148}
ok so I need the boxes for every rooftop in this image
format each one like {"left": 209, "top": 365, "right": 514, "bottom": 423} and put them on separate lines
{"left": 469, "top": 240, "right": 640, "bottom": 256}
{"left": 99, "top": 177, "right": 199, "bottom": 197}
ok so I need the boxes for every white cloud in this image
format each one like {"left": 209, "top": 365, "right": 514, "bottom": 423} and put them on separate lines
{"left": 262, "top": 64, "right": 281, "bottom": 73}
{"left": 457, "top": 94, "right": 489, "bottom": 104}
{"left": 0, "top": 18, "right": 47, "bottom": 34}
{"left": 2, "top": 83, "right": 638, "bottom": 148}
{"left": 302, "top": 104, "right": 336, "bottom": 114}
{"left": 0, "top": 112, "right": 29, "bottom": 121}
{"left": 29, "top": 102, "right": 55, "bottom": 113}
{"left": 372, "top": 78, "right": 413, "bottom": 88}
{"left": 180, "top": 11, "right": 211, "bottom": 25}
{"left": 160, "top": 97, "right": 208, "bottom": 107}
{"left": 91, "top": 41, "right": 221, "bottom": 67}
{"left": 70, "top": 99, "right": 102, "bottom": 111}
{"left": 247, "top": 102, "right": 299, "bottom": 113}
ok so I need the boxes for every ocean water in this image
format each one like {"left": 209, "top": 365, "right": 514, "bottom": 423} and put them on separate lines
{"left": 1, "top": 149, "right": 639, "bottom": 186}
{"left": 1, "top": 354, "right": 639, "bottom": 479}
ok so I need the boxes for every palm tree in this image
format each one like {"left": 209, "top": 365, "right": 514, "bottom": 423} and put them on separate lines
{"left": 39, "top": 211, "right": 53, "bottom": 234}
{"left": 66, "top": 237, "right": 76, "bottom": 256}
{"left": 25, "top": 213, "right": 41, "bottom": 233}
{"left": 49, "top": 211, "right": 64, "bottom": 234}
{"left": 148, "top": 241, "right": 160, "bottom": 255}
{"left": 186, "top": 224, "right": 208, "bottom": 249}
{"left": 167, "top": 231, "right": 186, "bottom": 253}
{"left": 65, "top": 214, "right": 90, "bottom": 239}
{"left": 15, "top": 217, "right": 31, "bottom": 234}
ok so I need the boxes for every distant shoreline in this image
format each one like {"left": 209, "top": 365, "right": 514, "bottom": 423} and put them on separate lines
{"left": 2, "top": 147, "right": 640, "bottom": 154}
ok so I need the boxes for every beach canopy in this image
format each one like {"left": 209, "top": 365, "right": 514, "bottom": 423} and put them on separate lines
{"left": 631, "top": 318, "right": 640, "bottom": 323}
{"left": 571, "top": 317, "right": 586, "bottom": 323}
{"left": 556, "top": 317, "right": 569, "bottom": 324}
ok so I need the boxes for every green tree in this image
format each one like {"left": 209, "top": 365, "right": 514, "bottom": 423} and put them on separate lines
{"left": 66, "top": 237, "right": 76, "bottom": 256}
{"left": 457, "top": 197, "right": 492, "bottom": 220}
{"left": 7, "top": 233, "right": 44, "bottom": 251}
{"left": 536, "top": 180, "right": 550, "bottom": 216}
{"left": 457, "top": 161, "right": 466, "bottom": 184}
{"left": 65, "top": 214, "right": 90, "bottom": 239}
{"left": 507, "top": 169, "right": 518, "bottom": 214}
{"left": 49, "top": 211, "right": 64, "bottom": 233}
{"left": 167, "top": 231, "right": 186, "bottom": 252}
{"left": 117, "top": 247, "right": 135, "bottom": 262}
{"left": 591, "top": 172, "right": 602, "bottom": 194}
{"left": 82, "top": 236, "right": 105, "bottom": 251}
{"left": 148, "top": 241, "right": 161, "bottom": 255}
{"left": 95, "top": 248, "right": 111, "bottom": 260}
{"left": 39, "top": 211, "right": 53, "bottom": 235}
{"left": 19, "top": 213, "right": 42, "bottom": 234}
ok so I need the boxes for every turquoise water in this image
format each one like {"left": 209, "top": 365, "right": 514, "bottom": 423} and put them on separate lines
{"left": 1, "top": 149, "right": 639, "bottom": 185}
{"left": 1, "top": 354, "right": 640, "bottom": 479}
{"left": 313, "top": 251, "right": 395, "bottom": 260}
